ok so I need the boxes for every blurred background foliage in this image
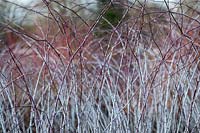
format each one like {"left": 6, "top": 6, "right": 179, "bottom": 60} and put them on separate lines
{"left": 0, "top": 0, "right": 33, "bottom": 48}
{"left": 96, "top": 0, "right": 125, "bottom": 29}
{"left": 0, "top": 0, "right": 200, "bottom": 47}
{"left": 0, "top": 1, "right": 9, "bottom": 49}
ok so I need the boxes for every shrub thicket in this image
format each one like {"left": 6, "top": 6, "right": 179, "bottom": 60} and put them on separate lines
{"left": 0, "top": 0, "right": 200, "bottom": 132}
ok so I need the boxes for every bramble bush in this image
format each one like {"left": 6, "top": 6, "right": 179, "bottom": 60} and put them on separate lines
{"left": 0, "top": 0, "right": 200, "bottom": 132}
